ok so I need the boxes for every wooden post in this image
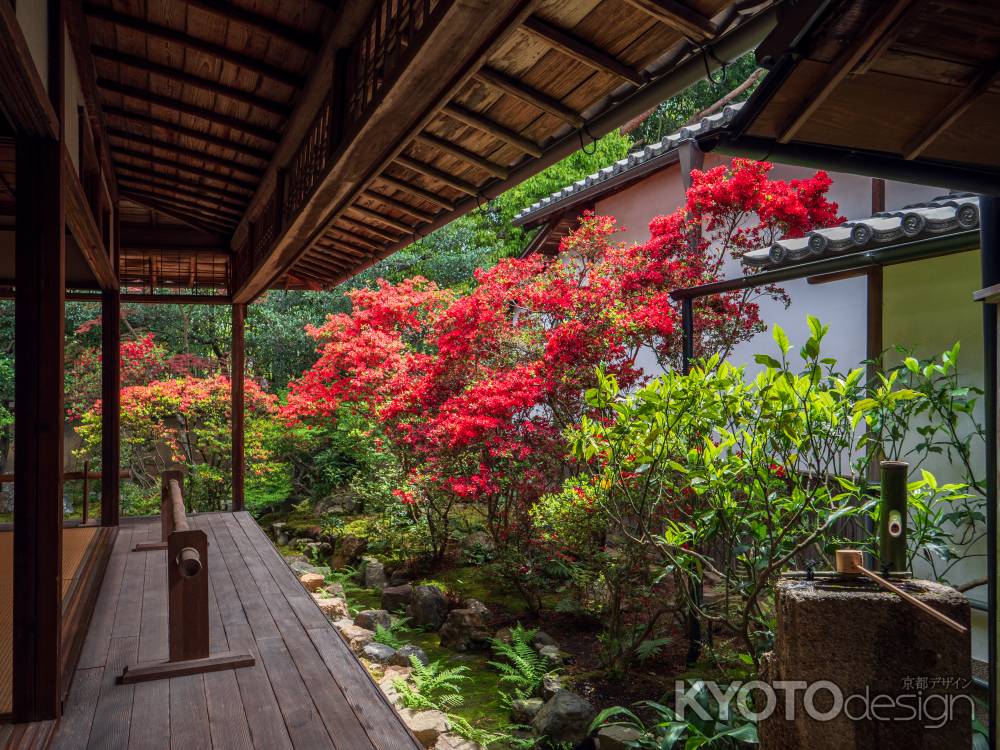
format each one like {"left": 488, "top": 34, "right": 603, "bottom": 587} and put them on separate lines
{"left": 81, "top": 460, "right": 90, "bottom": 525}
{"left": 231, "top": 303, "right": 246, "bottom": 512}
{"left": 13, "top": 0, "right": 65, "bottom": 720}
{"left": 101, "top": 287, "right": 121, "bottom": 526}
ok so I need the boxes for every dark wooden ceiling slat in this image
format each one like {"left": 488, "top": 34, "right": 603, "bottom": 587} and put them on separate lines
{"left": 181, "top": 0, "right": 322, "bottom": 53}
{"left": 395, "top": 154, "right": 481, "bottom": 196}
{"left": 348, "top": 202, "right": 417, "bottom": 234}
{"left": 91, "top": 46, "right": 293, "bottom": 116}
{"left": 82, "top": 3, "right": 306, "bottom": 88}
{"left": 117, "top": 173, "right": 248, "bottom": 211}
{"left": 522, "top": 16, "right": 645, "bottom": 86}
{"left": 107, "top": 128, "right": 265, "bottom": 177}
{"left": 621, "top": 0, "right": 717, "bottom": 42}
{"left": 103, "top": 105, "right": 273, "bottom": 162}
{"left": 376, "top": 173, "right": 457, "bottom": 211}
{"left": 97, "top": 78, "right": 281, "bottom": 143}
{"left": 442, "top": 103, "right": 544, "bottom": 158}
{"left": 414, "top": 131, "right": 510, "bottom": 179}
{"left": 473, "top": 67, "right": 585, "bottom": 128}
{"left": 112, "top": 149, "right": 258, "bottom": 192}
{"left": 362, "top": 189, "right": 437, "bottom": 223}
{"left": 114, "top": 162, "right": 253, "bottom": 200}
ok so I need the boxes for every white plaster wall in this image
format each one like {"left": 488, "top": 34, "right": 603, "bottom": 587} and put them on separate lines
{"left": 16, "top": 0, "right": 48, "bottom": 95}
{"left": 882, "top": 250, "right": 987, "bottom": 661}
{"left": 64, "top": 26, "right": 85, "bottom": 172}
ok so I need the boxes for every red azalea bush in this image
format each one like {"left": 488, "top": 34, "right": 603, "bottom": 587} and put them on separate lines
{"left": 283, "top": 159, "right": 842, "bottom": 604}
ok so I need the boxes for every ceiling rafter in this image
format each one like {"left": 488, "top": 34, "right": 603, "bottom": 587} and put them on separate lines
{"left": 102, "top": 105, "right": 273, "bottom": 162}
{"left": 327, "top": 225, "right": 382, "bottom": 250}
{"left": 107, "top": 128, "right": 265, "bottom": 177}
{"left": 112, "top": 149, "right": 258, "bottom": 192}
{"left": 122, "top": 191, "right": 235, "bottom": 235}
{"left": 376, "top": 173, "right": 457, "bottom": 211}
{"left": 122, "top": 187, "right": 243, "bottom": 219}
{"left": 91, "top": 46, "right": 292, "bottom": 116}
{"left": 82, "top": 4, "right": 306, "bottom": 88}
{"left": 472, "top": 67, "right": 585, "bottom": 128}
{"left": 442, "top": 103, "right": 543, "bottom": 157}
{"left": 414, "top": 131, "right": 510, "bottom": 179}
{"left": 181, "top": 0, "right": 322, "bottom": 52}
{"left": 339, "top": 216, "right": 403, "bottom": 244}
{"left": 621, "top": 0, "right": 716, "bottom": 42}
{"left": 347, "top": 202, "right": 418, "bottom": 234}
{"left": 362, "top": 189, "right": 437, "bottom": 223}
{"left": 521, "top": 16, "right": 644, "bottom": 86}
{"left": 117, "top": 173, "right": 248, "bottom": 211}
{"left": 114, "top": 163, "right": 253, "bottom": 201}
{"left": 394, "top": 154, "right": 481, "bottom": 196}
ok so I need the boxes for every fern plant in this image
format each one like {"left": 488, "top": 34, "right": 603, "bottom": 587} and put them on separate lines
{"left": 488, "top": 623, "right": 552, "bottom": 700}
{"left": 393, "top": 656, "right": 470, "bottom": 713}
{"left": 374, "top": 617, "right": 412, "bottom": 648}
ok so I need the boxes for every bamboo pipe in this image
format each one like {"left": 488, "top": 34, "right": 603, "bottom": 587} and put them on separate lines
{"left": 169, "top": 478, "right": 189, "bottom": 532}
{"left": 835, "top": 550, "right": 967, "bottom": 635}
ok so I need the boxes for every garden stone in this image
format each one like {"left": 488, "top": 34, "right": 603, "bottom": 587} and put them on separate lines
{"left": 407, "top": 585, "right": 448, "bottom": 630}
{"left": 289, "top": 560, "right": 320, "bottom": 575}
{"left": 378, "top": 666, "right": 410, "bottom": 707}
{"left": 312, "top": 594, "right": 348, "bottom": 620}
{"left": 333, "top": 619, "right": 375, "bottom": 654}
{"left": 381, "top": 584, "right": 413, "bottom": 612}
{"left": 358, "top": 556, "right": 388, "bottom": 590}
{"left": 332, "top": 534, "right": 367, "bottom": 568}
{"left": 291, "top": 537, "right": 312, "bottom": 550}
{"left": 510, "top": 697, "right": 544, "bottom": 724}
{"left": 324, "top": 581, "right": 345, "bottom": 598}
{"left": 304, "top": 541, "right": 333, "bottom": 559}
{"left": 492, "top": 627, "right": 512, "bottom": 644}
{"left": 318, "top": 489, "right": 361, "bottom": 515}
{"left": 272, "top": 522, "right": 289, "bottom": 546}
{"left": 532, "top": 691, "right": 596, "bottom": 747}
{"left": 541, "top": 674, "right": 563, "bottom": 699}
{"left": 537, "top": 644, "right": 563, "bottom": 665}
{"left": 362, "top": 642, "right": 397, "bottom": 664}
{"left": 399, "top": 709, "right": 450, "bottom": 749}
{"left": 298, "top": 572, "right": 325, "bottom": 593}
{"left": 531, "top": 630, "right": 558, "bottom": 650}
{"left": 390, "top": 644, "right": 429, "bottom": 667}
{"left": 434, "top": 734, "right": 483, "bottom": 750}
{"left": 438, "top": 599, "right": 491, "bottom": 652}
{"left": 389, "top": 569, "right": 412, "bottom": 586}
{"left": 595, "top": 724, "right": 643, "bottom": 750}
{"left": 354, "top": 609, "right": 392, "bottom": 631}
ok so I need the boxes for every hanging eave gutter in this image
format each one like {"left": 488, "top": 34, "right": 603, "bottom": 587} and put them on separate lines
{"left": 670, "top": 229, "right": 980, "bottom": 301}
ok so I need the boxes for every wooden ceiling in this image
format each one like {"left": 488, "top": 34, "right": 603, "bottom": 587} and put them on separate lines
{"left": 718, "top": 0, "right": 1000, "bottom": 189}
{"left": 72, "top": 0, "right": 777, "bottom": 293}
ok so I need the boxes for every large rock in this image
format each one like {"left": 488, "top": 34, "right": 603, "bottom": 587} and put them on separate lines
{"left": 391, "top": 644, "right": 430, "bottom": 667}
{"left": 381, "top": 584, "right": 413, "bottom": 612}
{"left": 378, "top": 666, "right": 410, "bottom": 707}
{"left": 333, "top": 619, "right": 375, "bottom": 655}
{"left": 541, "top": 674, "right": 563, "bottom": 700}
{"left": 531, "top": 691, "right": 597, "bottom": 747}
{"left": 400, "top": 709, "right": 450, "bottom": 749}
{"left": 331, "top": 534, "right": 367, "bottom": 569}
{"left": 312, "top": 594, "right": 348, "bottom": 620}
{"left": 407, "top": 585, "right": 448, "bottom": 630}
{"left": 434, "top": 734, "right": 483, "bottom": 750}
{"left": 595, "top": 724, "right": 643, "bottom": 750}
{"left": 438, "top": 599, "right": 491, "bottom": 652}
{"left": 354, "top": 609, "right": 392, "bottom": 631}
{"left": 289, "top": 560, "right": 324, "bottom": 576}
{"left": 298, "top": 572, "right": 325, "bottom": 592}
{"left": 362, "top": 642, "right": 397, "bottom": 664}
{"left": 510, "top": 697, "right": 544, "bottom": 724}
{"left": 324, "top": 581, "right": 346, "bottom": 598}
{"left": 532, "top": 630, "right": 558, "bottom": 650}
{"left": 358, "top": 556, "right": 388, "bottom": 590}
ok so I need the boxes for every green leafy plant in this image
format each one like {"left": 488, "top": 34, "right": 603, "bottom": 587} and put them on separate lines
{"left": 487, "top": 623, "right": 551, "bottom": 701}
{"left": 393, "top": 657, "right": 470, "bottom": 712}
{"left": 590, "top": 681, "right": 758, "bottom": 749}
{"left": 373, "top": 617, "right": 412, "bottom": 649}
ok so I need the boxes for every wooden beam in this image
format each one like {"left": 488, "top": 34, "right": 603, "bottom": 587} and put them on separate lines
{"left": 473, "top": 67, "right": 585, "bottom": 128}
{"left": 81, "top": 4, "right": 306, "bottom": 88}
{"left": 103, "top": 106, "right": 273, "bottom": 162}
{"left": 116, "top": 173, "right": 249, "bottom": 211}
{"left": 414, "top": 132, "right": 510, "bottom": 178}
{"left": 101, "top": 287, "right": 121, "bottom": 526}
{"left": 96, "top": 79, "right": 281, "bottom": 143}
{"left": 441, "top": 103, "right": 543, "bottom": 157}
{"left": 120, "top": 225, "right": 229, "bottom": 250}
{"left": 903, "top": 60, "right": 1000, "bottom": 160}
{"left": 621, "top": 0, "right": 717, "bottom": 42}
{"left": 326, "top": 226, "right": 382, "bottom": 251}
{"left": 339, "top": 216, "right": 402, "bottom": 243}
{"left": 91, "top": 46, "right": 293, "bottom": 117}
{"left": 777, "top": 0, "right": 915, "bottom": 144}
{"left": 231, "top": 303, "right": 245, "bottom": 512}
{"left": 107, "top": 129, "right": 264, "bottom": 178}
{"left": 853, "top": 0, "right": 930, "bottom": 75}
{"left": 121, "top": 188, "right": 242, "bottom": 220}
{"left": 14, "top": 135, "right": 65, "bottom": 722}
{"left": 63, "top": 148, "right": 117, "bottom": 290}
{"left": 315, "top": 239, "right": 370, "bottom": 258}
{"left": 348, "top": 203, "right": 417, "bottom": 234}
{"left": 121, "top": 192, "right": 236, "bottom": 236}
{"left": 362, "top": 189, "right": 437, "bottom": 223}
{"left": 181, "top": 0, "right": 322, "bottom": 53}
{"left": 112, "top": 151, "right": 258, "bottom": 192}
{"left": 376, "top": 173, "right": 456, "bottom": 211}
{"left": 0, "top": 0, "right": 58, "bottom": 137}
{"left": 395, "top": 154, "right": 481, "bottom": 196}
{"left": 522, "top": 16, "right": 645, "bottom": 86}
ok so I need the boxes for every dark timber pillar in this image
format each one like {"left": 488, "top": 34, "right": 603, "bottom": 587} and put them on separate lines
{"left": 13, "top": 136, "right": 66, "bottom": 722}
{"left": 101, "top": 287, "right": 120, "bottom": 526}
{"left": 979, "top": 194, "right": 999, "bottom": 750}
{"left": 231, "top": 304, "right": 246, "bottom": 512}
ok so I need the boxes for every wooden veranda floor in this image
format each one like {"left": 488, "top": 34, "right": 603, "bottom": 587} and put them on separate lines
{"left": 49, "top": 513, "right": 420, "bottom": 750}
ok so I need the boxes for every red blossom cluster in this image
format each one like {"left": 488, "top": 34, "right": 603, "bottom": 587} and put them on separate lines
{"left": 282, "top": 159, "right": 841, "bottom": 558}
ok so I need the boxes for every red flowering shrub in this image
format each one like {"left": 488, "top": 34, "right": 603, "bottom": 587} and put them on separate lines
{"left": 283, "top": 159, "right": 841, "bottom": 601}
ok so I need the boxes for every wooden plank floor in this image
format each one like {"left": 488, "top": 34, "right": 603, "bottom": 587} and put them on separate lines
{"left": 50, "top": 513, "right": 421, "bottom": 750}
